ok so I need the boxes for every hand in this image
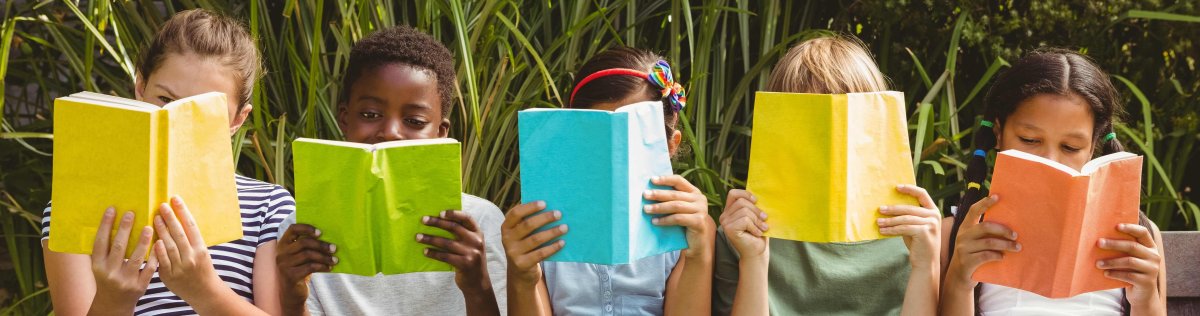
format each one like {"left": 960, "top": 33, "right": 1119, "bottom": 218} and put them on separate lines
{"left": 418, "top": 210, "right": 493, "bottom": 295}
{"left": 276, "top": 223, "right": 336, "bottom": 315}
{"left": 500, "top": 201, "right": 566, "bottom": 286}
{"left": 644, "top": 175, "right": 715, "bottom": 260}
{"left": 945, "top": 195, "right": 1020, "bottom": 289}
{"left": 879, "top": 184, "right": 942, "bottom": 269}
{"left": 151, "top": 196, "right": 227, "bottom": 302}
{"left": 1097, "top": 223, "right": 1163, "bottom": 308}
{"left": 717, "top": 189, "right": 768, "bottom": 260}
{"left": 89, "top": 208, "right": 158, "bottom": 315}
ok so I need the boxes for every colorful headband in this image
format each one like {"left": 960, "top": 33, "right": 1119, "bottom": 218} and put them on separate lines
{"left": 569, "top": 60, "right": 687, "bottom": 111}
{"left": 1103, "top": 132, "right": 1117, "bottom": 142}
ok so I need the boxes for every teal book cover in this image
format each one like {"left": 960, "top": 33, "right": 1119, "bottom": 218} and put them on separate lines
{"left": 517, "top": 101, "right": 687, "bottom": 265}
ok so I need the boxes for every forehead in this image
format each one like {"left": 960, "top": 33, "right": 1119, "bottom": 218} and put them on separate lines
{"left": 146, "top": 53, "right": 240, "bottom": 99}
{"left": 350, "top": 63, "right": 438, "bottom": 99}
{"left": 1007, "top": 93, "right": 1095, "bottom": 136}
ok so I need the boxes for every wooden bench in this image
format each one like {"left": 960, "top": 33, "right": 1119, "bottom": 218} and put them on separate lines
{"left": 1164, "top": 231, "right": 1199, "bottom": 315}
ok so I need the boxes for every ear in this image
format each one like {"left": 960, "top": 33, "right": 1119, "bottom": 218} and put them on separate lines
{"left": 135, "top": 74, "right": 146, "bottom": 101}
{"left": 438, "top": 118, "right": 451, "bottom": 138}
{"left": 667, "top": 129, "right": 683, "bottom": 157}
{"left": 336, "top": 102, "right": 350, "bottom": 135}
{"left": 992, "top": 122, "right": 1002, "bottom": 150}
{"left": 228, "top": 103, "right": 253, "bottom": 135}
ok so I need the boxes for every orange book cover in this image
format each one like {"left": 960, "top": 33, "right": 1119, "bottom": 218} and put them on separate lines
{"left": 973, "top": 149, "right": 1142, "bottom": 298}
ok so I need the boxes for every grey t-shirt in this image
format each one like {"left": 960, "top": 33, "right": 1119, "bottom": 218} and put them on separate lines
{"left": 279, "top": 193, "right": 508, "bottom": 315}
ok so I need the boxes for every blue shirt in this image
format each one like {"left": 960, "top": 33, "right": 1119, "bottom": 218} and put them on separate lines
{"left": 542, "top": 250, "right": 681, "bottom": 316}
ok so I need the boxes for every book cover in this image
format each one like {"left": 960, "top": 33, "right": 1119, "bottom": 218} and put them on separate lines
{"left": 292, "top": 138, "right": 462, "bottom": 275}
{"left": 973, "top": 149, "right": 1143, "bottom": 298}
{"left": 50, "top": 91, "right": 242, "bottom": 256}
{"left": 517, "top": 101, "right": 687, "bottom": 264}
{"left": 746, "top": 91, "right": 918, "bottom": 243}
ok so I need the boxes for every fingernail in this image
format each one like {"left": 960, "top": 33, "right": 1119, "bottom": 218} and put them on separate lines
{"left": 652, "top": 218, "right": 660, "bottom": 224}
{"left": 644, "top": 191, "right": 653, "bottom": 199}
{"left": 416, "top": 233, "right": 425, "bottom": 241}
{"left": 1097, "top": 260, "right": 1106, "bottom": 268}
{"left": 440, "top": 210, "right": 448, "bottom": 217}
{"left": 1117, "top": 223, "right": 1128, "bottom": 230}
{"left": 553, "top": 211, "right": 562, "bottom": 219}
{"left": 1014, "top": 243, "right": 1022, "bottom": 252}
{"left": 762, "top": 223, "right": 770, "bottom": 230}
{"left": 879, "top": 205, "right": 889, "bottom": 212}
{"left": 314, "top": 229, "right": 322, "bottom": 237}
{"left": 877, "top": 219, "right": 886, "bottom": 225}
{"left": 161, "top": 202, "right": 170, "bottom": 209}
{"left": 759, "top": 212, "right": 767, "bottom": 220}
{"left": 123, "top": 212, "right": 134, "bottom": 220}
{"left": 643, "top": 205, "right": 653, "bottom": 213}
{"left": 1010, "top": 231, "right": 1018, "bottom": 239}
{"left": 897, "top": 184, "right": 906, "bottom": 189}
{"left": 173, "top": 195, "right": 183, "bottom": 203}
{"left": 421, "top": 216, "right": 431, "bottom": 224}
{"left": 423, "top": 249, "right": 429, "bottom": 256}
{"left": 991, "top": 194, "right": 1000, "bottom": 200}
{"left": 559, "top": 225, "right": 569, "bottom": 233}
{"left": 651, "top": 176, "right": 660, "bottom": 182}
{"left": 332, "top": 256, "right": 339, "bottom": 264}
{"left": 749, "top": 195, "right": 757, "bottom": 203}
{"left": 536, "top": 201, "right": 546, "bottom": 208}
{"left": 329, "top": 244, "right": 336, "bottom": 253}
{"left": 105, "top": 208, "right": 115, "bottom": 216}
{"left": 1098, "top": 238, "right": 1108, "bottom": 247}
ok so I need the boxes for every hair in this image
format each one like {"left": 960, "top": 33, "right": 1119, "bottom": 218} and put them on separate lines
{"left": 569, "top": 46, "right": 682, "bottom": 140}
{"left": 340, "top": 25, "right": 458, "bottom": 116}
{"left": 949, "top": 48, "right": 1127, "bottom": 263}
{"left": 137, "top": 9, "right": 261, "bottom": 108}
{"left": 765, "top": 35, "right": 889, "bottom": 93}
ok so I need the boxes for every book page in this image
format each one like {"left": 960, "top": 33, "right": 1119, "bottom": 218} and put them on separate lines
{"left": 1081, "top": 151, "right": 1138, "bottom": 175}
{"left": 377, "top": 142, "right": 461, "bottom": 274}
{"left": 293, "top": 139, "right": 379, "bottom": 275}
{"left": 165, "top": 92, "right": 243, "bottom": 248}
{"left": 59, "top": 92, "right": 158, "bottom": 113}
{"left": 844, "top": 91, "right": 916, "bottom": 242}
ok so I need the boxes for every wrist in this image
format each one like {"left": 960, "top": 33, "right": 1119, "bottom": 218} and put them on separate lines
{"left": 508, "top": 264, "right": 543, "bottom": 287}
{"left": 88, "top": 293, "right": 136, "bottom": 316}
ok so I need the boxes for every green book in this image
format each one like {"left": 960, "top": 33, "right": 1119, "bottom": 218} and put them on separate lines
{"left": 292, "top": 137, "right": 462, "bottom": 276}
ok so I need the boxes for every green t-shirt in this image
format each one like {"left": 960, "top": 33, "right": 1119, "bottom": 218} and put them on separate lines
{"left": 712, "top": 229, "right": 911, "bottom": 315}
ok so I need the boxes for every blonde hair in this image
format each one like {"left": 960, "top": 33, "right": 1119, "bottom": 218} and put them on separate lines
{"left": 137, "top": 9, "right": 261, "bottom": 107}
{"left": 766, "top": 35, "right": 888, "bottom": 93}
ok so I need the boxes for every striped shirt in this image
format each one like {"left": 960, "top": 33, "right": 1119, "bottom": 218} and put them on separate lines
{"left": 41, "top": 175, "right": 295, "bottom": 316}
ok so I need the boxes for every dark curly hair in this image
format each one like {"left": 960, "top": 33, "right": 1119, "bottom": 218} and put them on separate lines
{"left": 340, "top": 25, "right": 457, "bottom": 115}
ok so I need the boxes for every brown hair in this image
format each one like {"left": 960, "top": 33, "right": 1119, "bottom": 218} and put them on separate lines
{"left": 766, "top": 35, "right": 888, "bottom": 93}
{"left": 137, "top": 9, "right": 261, "bottom": 108}
{"left": 569, "top": 46, "right": 681, "bottom": 138}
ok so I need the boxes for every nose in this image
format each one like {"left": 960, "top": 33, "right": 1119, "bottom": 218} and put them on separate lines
{"left": 377, "top": 118, "right": 405, "bottom": 142}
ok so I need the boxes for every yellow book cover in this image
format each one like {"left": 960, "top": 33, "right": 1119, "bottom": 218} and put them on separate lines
{"left": 746, "top": 92, "right": 917, "bottom": 243}
{"left": 50, "top": 91, "right": 242, "bottom": 255}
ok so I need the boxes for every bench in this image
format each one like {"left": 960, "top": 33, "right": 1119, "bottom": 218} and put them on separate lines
{"left": 1164, "top": 231, "right": 1199, "bottom": 315}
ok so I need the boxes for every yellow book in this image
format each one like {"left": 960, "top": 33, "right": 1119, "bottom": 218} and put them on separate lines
{"left": 50, "top": 91, "right": 242, "bottom": 255}
{"left": 746, "top": 92, "right": 917, "bottom": 243}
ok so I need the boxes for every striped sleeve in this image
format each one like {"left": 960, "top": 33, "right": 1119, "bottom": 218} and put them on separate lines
{"left": 40, "top": 204, "right": 51, "bottom": 240}
{"left": 258, "top": 185, "right": 295, "bottom": 245}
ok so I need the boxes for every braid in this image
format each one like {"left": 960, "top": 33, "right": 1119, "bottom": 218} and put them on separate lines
{"left": 947, "top": 119, "right": 998, "bottom": 262}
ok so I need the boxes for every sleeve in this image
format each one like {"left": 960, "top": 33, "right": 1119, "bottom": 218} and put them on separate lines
{"left": 475, "top": 201, "right": 510, "bottom": 316}
{"left": 40, "top": 203, "right": 52, "bottom": 241}
{"left": 305, "top": 278, "right": 326, "bottom": 316}
{"left": 258, "top": 185, "right": 296, "bottom": 246}
{"left": 711, "top": 226, "right": 741, "bottom": 316}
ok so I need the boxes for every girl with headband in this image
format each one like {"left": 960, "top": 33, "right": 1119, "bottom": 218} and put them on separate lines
{"left": 502, "top": 47, "right": 714, "bottom": 315}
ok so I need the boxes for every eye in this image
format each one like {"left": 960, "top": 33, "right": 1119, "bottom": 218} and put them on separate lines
{"left": 157, "top": 96, "right": 175, "bottom": 104}
{"left": 1062, "top": 144, "right": 1082, "bottom": 153}
{"left": 405, "top": 117, "right": 429, "bottom": 127}
{"left": 1018, "top": 137, "right": 1041, "bottom": 145}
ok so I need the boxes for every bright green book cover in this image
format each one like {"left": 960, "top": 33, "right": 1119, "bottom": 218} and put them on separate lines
{"left": 292, "top": 138, "right": 462, "bottom": 276}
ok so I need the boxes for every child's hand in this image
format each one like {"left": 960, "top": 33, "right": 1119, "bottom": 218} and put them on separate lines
{"left": 945, "top": 195, "right": 1020, "bottom": 289}
{"left": 718, "top": 189, "right": 769, "bottom": 261}
{"left": 89, "top": 208, "right": 158, "bottom": 315}
{"left": 879, "top": 184, "right": 942, "bottom": 269}
{"left": 1097, "top": 223, "right": 1163, "bottom": 308}
{"left": 644, "top": 175, "right": 716, "bottom": 260}
{"left": 418, "top": 210, "right": 494, "bottom": 296}
{"left": 151, "top": 196, "right": 230, "bottom": 305}
{"left": 501, "top": 201, "right": 566, "bottom": 286}
{"left": 276, "top": 223, "right": 336, "bottom": 315}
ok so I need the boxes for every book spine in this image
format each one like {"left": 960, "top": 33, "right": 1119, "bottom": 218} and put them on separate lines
{"left": 832, "top": 94, "right": 848, "bottom": 241}
{"left": 614, "top": 113, "right": 629, "bottom": 264}
{"left": 151, "top": 110, "right": 170, "bottom": 214}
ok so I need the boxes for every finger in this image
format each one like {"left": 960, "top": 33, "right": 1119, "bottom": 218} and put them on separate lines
{"left": 171, "top": 196, "right": 205, "bottom": 247}
{"left": 139, "top": 251, "right": 159, "bottom": 285}
{"left": 1117, "top": 223, "right": 1156, "bottom": 249}
{"left": 877, "top": 215, "right": 937, "bottom": 229}
{"left": 422, "top": 215, "right": 470, "bottom": 239}
{"left": 896, "top": 184, "right": 937, "bottom": 210}
{"left": 439, "top": 210, "right": 479, "bottom": 232}
{"left": 92, "top": 207, "right": 117, "bottom": 261}
{"left": 652, "top": 213, "right": 701, "bottom": 229}
{"left": 416, "top": 234, "right": 472, "bottom": 255}
{"left": 963, "top": 195, "right": 1000, "bottom": 228}
{"left": 287, "top": 238, "right": 335, "bottom": 256}
{"left": 513, "top": 225, "right": 568, "bottom": 256}
{"left": 281, "top": 224, "right": 322, "bottom": 244}
{"left": 960, "top": 236, "right": 1022, "bottom": 253}
{"left": 1098, "top": 256, "right": 1157, "bottom": 274}
{"left": 651, "top": 175, "right": 701, "bottom": 193}
{"left": 158, "top": 203, "right": 191, "bottom": 258}
{"left": 287, "top": 263, "right": 332, "bottom": 279}
{"left": 423, "top": 248, "right": 469, "bottom": 267}
{"left": 966, "top": 222, "right": 1017, "bottom": 241}
{"left": 154, "top": 240, "right": 173, "bottom": 272}
{"left": 644, "top": 201, "right": 699, "bottom": 215}
{"left": 515, "top": 240, "right": 565, "bottom": 268}
{"left": 643, "top": 189, "right": 693, "bottom": 203}
{"left": 126, "top": 226, "right": 154, "bottom": 268}
{"left": 1098, "top": 238, "right": 1158, "bottom": 261}
{"left": 1103, "top": 270, "right": 1153, "bottom": 287}
{"left": 725, "top": 216, "right": 764, "bottom": 238}
{"left": 512, "top": 210, "right": 562, "bottom": 238}
{"left": 723, "top": 189, "right": 756, "bottom": 211}
{"left": 879, "top": 224, "right": 930, "bottom": 237}
{"left": 153, "top": 215, "right": 182, "bottom": 266}
{"left": 879, "top": 205, "right": 939, "bottom": 219}
{"left": 966, "top": 250, "right": 1005, "bottom": 267}
{"left": 285, "top": 249, "right": 337, "bottom": 267}
{"left": 503, "top": 201, "right": 546, "bottom": 230}
{"left": 108, "top": 211, "right": 136, "bottom": 268}
{"left": 724, "top": 204, "right": 767, "bottom": 229}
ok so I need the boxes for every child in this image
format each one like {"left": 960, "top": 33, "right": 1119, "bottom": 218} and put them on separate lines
{"left": 502, "top": 47, "right": 715, "bottom": 315}
{"left": 41, "top": 9, "right": 291, "bottom": 315}
{"left": 273, "top": 25, "right": 507, "bottom": 316}
{"left": 941, "top": 49, "right": 1166, "bottom": 315}
{"left": 712, "top": 35, "right": 941, "bottom": 315}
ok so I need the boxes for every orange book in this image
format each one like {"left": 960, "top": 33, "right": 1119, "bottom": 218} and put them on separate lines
{"left": 973, "top": 149, "right": 1142, "bottom": 298}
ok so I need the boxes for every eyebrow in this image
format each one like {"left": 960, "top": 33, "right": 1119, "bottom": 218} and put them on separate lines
{"left": 1015, "top": 122, "right": 1089, "bottom": 140}
{"left": 154, "top": 83, "right": 179, "bottom": 100}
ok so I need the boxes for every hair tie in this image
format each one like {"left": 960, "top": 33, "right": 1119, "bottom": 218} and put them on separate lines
{"left": 1103, "top": 132, "right": 1117, "bottom": 142}
{"left": 569, "top": 60, "right": 686, "bottom": 111}
{"left": 973, "top": 149, "right": 986, "bottom": 157}
{"left": 967, "top": 182, "right": 981, "bottom": 190}
{"left": 980, "top": 120, "right": 994, "bottom": 128}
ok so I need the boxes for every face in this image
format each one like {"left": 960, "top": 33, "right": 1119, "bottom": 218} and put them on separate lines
{"left": 135, "top": 53, "right": 252, "bottom": 135}
{"left": 338, "top": 63, "right": 449, "bottom": 144}
{"left": 996, "top": 93, "right": 1096, "bottom": 171}
{"left": 589, "top": 94, "right": 684, "bottom": 157}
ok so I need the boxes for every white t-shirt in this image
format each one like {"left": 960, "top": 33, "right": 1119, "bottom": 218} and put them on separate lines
{"left": 978, "top": 283, "right": 1123, "bottom": 315}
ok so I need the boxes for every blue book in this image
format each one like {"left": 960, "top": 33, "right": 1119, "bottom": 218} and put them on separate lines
{"left": 517, "top": 101, "right": 688, "bottom": 264}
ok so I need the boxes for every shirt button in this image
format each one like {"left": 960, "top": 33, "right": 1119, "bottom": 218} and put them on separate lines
{"left": 605, "top": 305, "right": 613, "bottom": 312}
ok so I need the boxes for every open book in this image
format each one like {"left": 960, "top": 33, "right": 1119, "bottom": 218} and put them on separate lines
{"left": 746, "top": 92, "right": 918, "bottom": 243}
{"left": 973, "top": 149, "right": 1143, "bottom": 298}
{"left": 50, "top": 92, "right": 242, "bottom": 256}
{"left": 517, "top": 101, "right": 687, "bottom": 264}
{"left": 292, "top": 138, "right": 462, "bottom": 275}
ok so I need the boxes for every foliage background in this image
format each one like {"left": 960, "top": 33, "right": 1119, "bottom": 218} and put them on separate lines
{"left": 1, "top": 0, "right": 1197, "bottom": 313}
